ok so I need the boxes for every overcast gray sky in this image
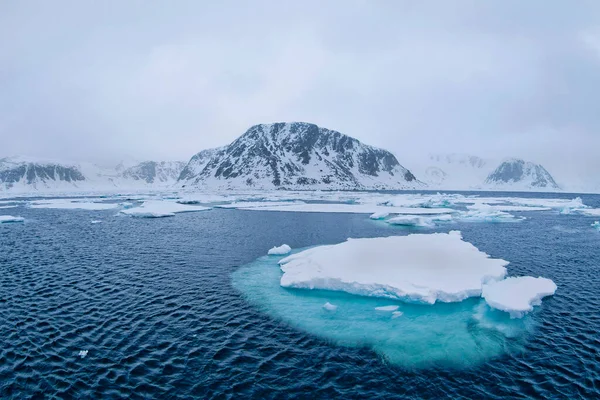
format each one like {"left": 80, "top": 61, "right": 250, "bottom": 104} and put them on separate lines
{"left": 1, "top": 0, "right": 600, "bottom": 179}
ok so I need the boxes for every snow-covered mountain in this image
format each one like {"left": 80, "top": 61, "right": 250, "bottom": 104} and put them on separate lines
{"left": 122, "top": 161, "right": 185, "bottom": 184}
{"left": 178, "top": 148, "right": 221, "bottom": 182}
{"left": 407, "top": 154, "right": 491, "bottom": 189}
{"left": 485, "top": 159, "right": 560, "bottom": 190}
{"left": 0, "top": 157, "right": 87, "bottom": 191}
{"left": 178, "top": 122, "right": 420, "bottom": 190}
{"left": 0, "top": 157, "right": 186, "bottom": 193}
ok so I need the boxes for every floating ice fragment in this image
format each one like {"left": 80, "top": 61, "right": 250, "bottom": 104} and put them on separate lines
{"left": 0, "top": 215, "right": 24, "bottom": 223}
{"left": 268, "top": 244, "right": 292, "bottom": 255}
{"left": 236, "top": 203, "right": 454, "bottom": 215}
{"left": 29, "top": 199, "right": 119, "bottom": 211}
{"left": 458, "top": 209, "right": 523, "bottom": 223}
{"left": 482, "top": 276, "right": 557, "bottom": 318}
{"left": 91, "top": 220, "right": 103, "bottom": 224}
{"left": 279, "top": 231, "right": 508, "bottom": 304}
{"left": 78, "top": 350, "right": 88, "bottom": 359}
{"left": 369, "top": 211, "right": 390, "bottom": 220}
{"left": 391, "top": 311, "right": 404, "bottom": 319}
{"left": 592, "top": 221, "right": 600, "bottom": 231}
{"left": 323, "top": 302, "right": 337, "bottom": 311}
{"left": 578, "top": 208, "right": 600, "bottom": 217}
{"left": 120, "top": 201, "right": 211, "bottom": 218}
{"left": 375, "top": 305, "right": 399, "bottom": 312}
{"left": 386, "top": 216, "right": 432, "bottom": 227}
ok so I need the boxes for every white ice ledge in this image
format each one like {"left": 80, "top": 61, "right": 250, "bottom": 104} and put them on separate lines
{"left": 279, "top": 231, "right": 509, "bottom": 304}
{"left": 0, "top": 215, "right": 25, "bottom": 223}
{"left": 482, "top": 277, "right": 557, "bottom": 318}
{"left": 120, "top": 201, "right": 211, "bottom": 218}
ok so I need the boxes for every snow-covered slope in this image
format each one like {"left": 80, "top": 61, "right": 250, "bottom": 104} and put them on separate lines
{"left": 485, "top": 159, "right": 560, "bottom": 190}
{"left": 178, "top": 148, "right": 221, "bottom": 182}
{"left": 122, "top": 161, "right": 185, "bottom": 185}
{"left": 408, "top": 154, "right": 491, "bottom": 189}
{"left": 178, "top": 122, "right": 420, "bottom": 190}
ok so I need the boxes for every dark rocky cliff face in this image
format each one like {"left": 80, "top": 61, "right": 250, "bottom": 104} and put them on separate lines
{"left": 0, "top": 161, "right": 85, "bottom": 188}
{"left": 178, "top": 122, "right": 418, "bottom": 190}
{"left": 485, "top": 159, "right": 559, "bottom": 189}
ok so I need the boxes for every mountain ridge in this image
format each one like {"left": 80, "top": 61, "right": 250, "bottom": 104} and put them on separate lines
{"left": 178, "top": 122, "right": 420, "bottom": 190}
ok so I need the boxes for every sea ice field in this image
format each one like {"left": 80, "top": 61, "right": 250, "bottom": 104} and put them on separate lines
{"left": 1, "top": 190, "right": 599, "bottom": 398}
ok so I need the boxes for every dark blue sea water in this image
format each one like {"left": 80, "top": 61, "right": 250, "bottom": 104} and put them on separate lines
{"left": 1, "top": 192, "right": 600, "bottom": 398}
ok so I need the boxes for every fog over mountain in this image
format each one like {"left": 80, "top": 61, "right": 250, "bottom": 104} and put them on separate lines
{"left": 2, "top": 1, "right": 600, "bottom": 190}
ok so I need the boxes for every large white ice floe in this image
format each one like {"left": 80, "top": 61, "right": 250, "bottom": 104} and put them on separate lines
{"left": 482, "top": 277, "right": 557, "bottom": 318}
{"left": 467, "top": 204, "right": 551, "bottom": 212}
{"left": 29, "top": 199, "right": 120, "bottom": 210}
{"left": 120, "top": 200, "right": 211, "bottom": 218}
{"left": 578, "top": 208, "right": 600, "bottom": 217}
{"left": 0, "top": 215, "right": 25, "bottom": 223}
{"left": 457, "top": 208, "right": 523, "bottom": 223}
{"left": 235, "top": 203, "right": 455, "bottom": 215}
{"left": 279, "top": 231, "right": 509, "bottom": 304}
{"left": 268, "top": 244, "right": 292, "bottom": 255}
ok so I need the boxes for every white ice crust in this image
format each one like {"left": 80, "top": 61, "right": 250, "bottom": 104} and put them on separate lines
{"left": 482, "top": 277, "right": 557, "bottom": 318}
{"left": 236, "top": 203, "right": 455, "bottom": 215}
{"left": 279, "top": 231, "right": 509, "bottom": 304}
{"left": 578, "top": 208, "right": 600, "bottom": 217}
{"left": 29, "top": 199, "right": 120, "bottom": 210}
{"left": 375, "top": 305, "right": 399, "bottom": 312}
{"left": 120, "top": 201, "right": 211, "bottom": 218}
{"left": 386, "top": 216, "right": 433, "bottom": 227}
{"left": 0, "top": 215, "right": 25, "bottom": 223}
{"left": 268, "top": 244, "right": 292, "bottom": 255}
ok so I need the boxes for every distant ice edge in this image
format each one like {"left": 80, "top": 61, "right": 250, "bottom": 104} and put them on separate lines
{"left": 278, "top": 231, "right": 556, "bottom": 318}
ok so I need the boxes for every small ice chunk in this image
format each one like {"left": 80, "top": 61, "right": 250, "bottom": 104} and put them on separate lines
{"left": 78, "top": 350, "right": 88, "bottom": 358}
{"left": 482, "top": 276, "right": 557, "bottom": 318}
{"left": 370, "top": 211, "right": 390, "bottom": 220}
{"left": 279, "top": 231, "right": 509, "bottom": 304}
{"left": 391, "top": 311, "right": 404, "bottom": 319}
{"left": 375, "top": 305, "right": 399, "bottom": 312}
{"left": 268, "top": 244, "right": 292, "bottom": 255}
{"left": 386, "top": 216, "right": 432, "bottom": 227}
{"left": 0, "top": 215, "right": 25, "bottom": 224}
{"left": 593, "top": 221, "right": 600, "bottom": 231}
{"left": 323, "top": 302, "right": 337, "bottom": 311}
{"left": 91, "top": 220, "right": 103, "bottom": 224}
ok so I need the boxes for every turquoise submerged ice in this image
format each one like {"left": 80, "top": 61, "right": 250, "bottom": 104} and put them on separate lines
{"left": 233, "top": 247, "right": 544, "bottom": 369}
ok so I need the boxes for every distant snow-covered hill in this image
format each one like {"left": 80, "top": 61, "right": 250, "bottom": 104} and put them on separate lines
{"left": 0, "top": 157, "right": 87, "bottom": 191}
{"left": 0, "top": 157, "right": 186, "bottom": 193}
{"left": 178, "top": 122, "right": 420, "bottom": 190}
{"left": 407, "top": 154, "right": 562, "bottom": 191}
{"left": 407, "top": 154, "right": 491, "bottom": 189}
{"left": 484, "top": 159, "right": 560, "bottom": 190}
{"left": 122, "top": 161, "right": 185, "bottom": 185}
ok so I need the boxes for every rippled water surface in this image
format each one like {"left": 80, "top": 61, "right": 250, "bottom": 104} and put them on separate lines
{"left": 1, "top": 192, "right": 600, "bottom": 398}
